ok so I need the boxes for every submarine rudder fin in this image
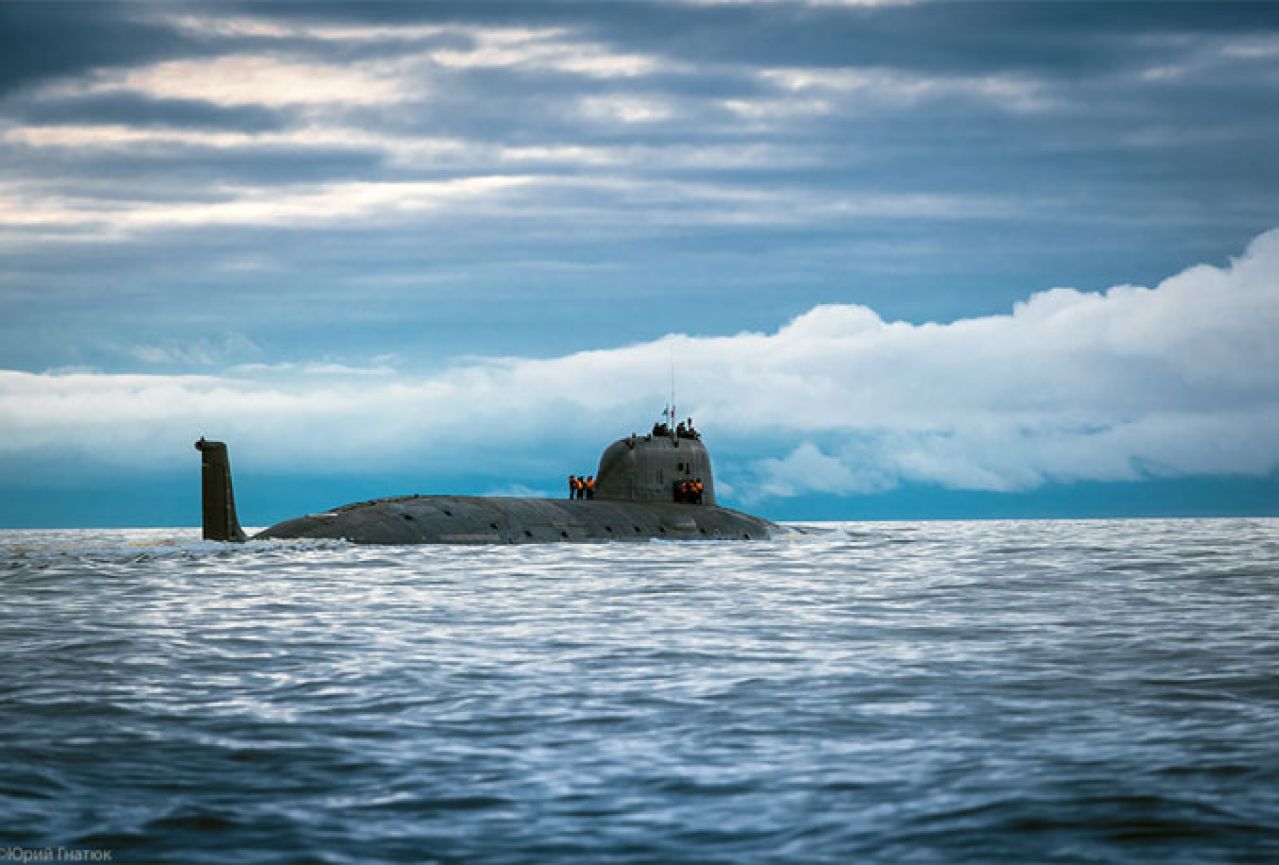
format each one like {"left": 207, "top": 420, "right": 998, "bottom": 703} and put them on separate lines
{"left": 194, "top": 437, "right": 247, "bottom": 542}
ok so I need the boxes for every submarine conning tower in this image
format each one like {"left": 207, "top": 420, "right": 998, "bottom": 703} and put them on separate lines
{"left": 594, "top": 430, "right": 716, "bottom": 505}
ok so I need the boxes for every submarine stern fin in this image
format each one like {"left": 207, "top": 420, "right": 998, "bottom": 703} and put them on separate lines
{"left": 195, "top": 438, "right": 247, "bottom": 542}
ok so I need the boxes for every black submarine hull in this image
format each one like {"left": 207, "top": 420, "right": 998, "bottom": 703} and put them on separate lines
{"left": 254, "top": 495, "right": 779, "bottom": 545}
{"left": 197, "top": 432, "right": 782, "bottom": 545}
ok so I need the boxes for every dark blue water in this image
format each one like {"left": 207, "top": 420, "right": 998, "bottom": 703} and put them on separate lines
{"left": 3, "top": 519, "right": 1278, "bottom": 864}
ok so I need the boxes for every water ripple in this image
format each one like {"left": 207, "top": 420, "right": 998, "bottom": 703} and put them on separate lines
{"left": 1, "top": 519, "right": 1277, "bottom": 863}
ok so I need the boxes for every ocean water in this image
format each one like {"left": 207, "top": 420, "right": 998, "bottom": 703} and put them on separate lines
{"left": 2, "top": 519, "right": 1277, "bottom": 864}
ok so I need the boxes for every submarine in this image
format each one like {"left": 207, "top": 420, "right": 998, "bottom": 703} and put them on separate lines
{"left": 195, "top": 420, "right": 781, "bottom": 544}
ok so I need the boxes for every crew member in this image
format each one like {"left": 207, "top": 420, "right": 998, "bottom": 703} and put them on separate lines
{"left": 585, "top": 476, "right": 596, "bottom": 499}
{"left": 568, "top": 475, "right": 576, "bottom": 499}
{"left": 694, "top": 478, "right": 704, "bottom": 504}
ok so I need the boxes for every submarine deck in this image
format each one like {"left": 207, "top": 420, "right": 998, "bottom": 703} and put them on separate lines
{"left": 254, "top": 495, "right": 778, "bottom": 545}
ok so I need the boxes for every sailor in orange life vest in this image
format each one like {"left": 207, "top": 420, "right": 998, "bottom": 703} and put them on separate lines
{"left": 675, "top": 478, "right": 706, "bottom": 504}
{"left": 568, "top": 475, "right": 579, "bottom": 499}
{"left": 585, "top": 476, "right": 596, "bottom": 499}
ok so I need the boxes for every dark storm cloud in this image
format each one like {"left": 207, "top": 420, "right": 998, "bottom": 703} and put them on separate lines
{"left": 0, "top": 1, "right": 205, "bottom": 95}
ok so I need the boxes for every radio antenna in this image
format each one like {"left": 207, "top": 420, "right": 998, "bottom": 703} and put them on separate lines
{"left": 669, "top": 340, "right": 676, "bottom": 432}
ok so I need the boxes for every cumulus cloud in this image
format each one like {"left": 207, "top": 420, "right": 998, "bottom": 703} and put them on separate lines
{"left": 2, "top": 229, "right": 1276, "bottom": 498}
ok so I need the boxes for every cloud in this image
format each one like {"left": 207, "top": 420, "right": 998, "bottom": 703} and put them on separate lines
{"left": 158, "top": 12, "right": 661, "bottom": 80}
{"left": 228, "top": 361, "right": 396, "bottom": 378}
{"left": 34, "top": 17, "right": 677, "bottom": 119}
{"left": 158, "top": 13, "right": 455, "bottom": 43}
{"left": 577, "top": 95, "right": 677, "bottom": 124}
{"left": 2, "top": 229, "right": 1276, "bottom": 498}
{"left": 4, "top": 122, "right": 811, "bottom": 174}
{"left": 3, "top": 4, "right": 1279, "bottom": 511}
{"left": 40, "top": 54, "right": 415, "bottom": 108}
{"left": 0, "top": 168, "right": 1011, "bottom": 243}
{"left": 425, "top": 28, "right": 670, "bottom": 78}
{"left": 7, "top": 2, "right": 1273, "bottom": 261}
{"left": 720, "top": 96, "right": 833, "bottom": 120}
{"left": 166, "top": 13, "right": 676, "bottom": 78}
{"left": 0, "top": 175, "right": 536, "bottom": 236}
{"left": 125, "top": 334, "right": 261, "bottom": 368}
{"left": 759, "top": 67, "right": 1052, "bottom": 113}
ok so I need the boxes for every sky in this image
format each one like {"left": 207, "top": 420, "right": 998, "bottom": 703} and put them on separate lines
{"left": 1, "top": 0, "right": 1277, "bottom": 527}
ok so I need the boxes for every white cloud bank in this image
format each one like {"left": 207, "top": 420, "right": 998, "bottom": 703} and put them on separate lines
{"left": 2, "top": 229, "right": 1277, "bottom": 498}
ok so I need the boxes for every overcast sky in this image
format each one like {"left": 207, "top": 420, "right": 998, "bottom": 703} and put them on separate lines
{"left": 2, "top": 1, "right": 1277, "bottom": 526}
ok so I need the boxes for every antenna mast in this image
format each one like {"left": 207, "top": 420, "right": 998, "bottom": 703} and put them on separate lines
{"left": 669, "top": 341, "right": 676, "bottom": 432}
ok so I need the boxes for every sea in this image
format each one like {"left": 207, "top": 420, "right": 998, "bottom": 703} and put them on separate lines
{"left": 2, "top": 519, "right": 1277, "bottom": 865}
